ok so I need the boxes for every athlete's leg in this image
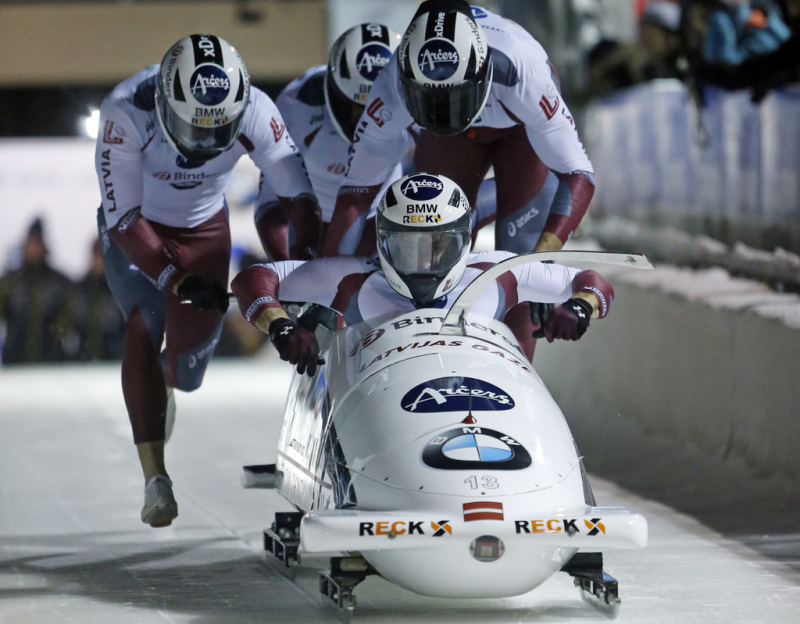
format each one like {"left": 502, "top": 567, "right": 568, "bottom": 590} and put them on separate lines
{"left": 471, "top": 176, "right": 497, "bottom": 246}
{"left": 99, "top": 209, "right": 175, "bottom": 525}
{"left": 492, "top": 126, "right": 557, "bottom": 254}
{"left": 121, "top": 309, "right": 168, "bottom": 445}
{"left": 488, "top": 129, "right": 557, "bottom": 360}
{"left": 156, "top": 210, "right": 231, "bottom": 393}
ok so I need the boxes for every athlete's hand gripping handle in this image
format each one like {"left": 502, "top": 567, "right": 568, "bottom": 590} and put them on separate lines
{"left": 533, "top": 298, "right": 593, "bottom": 342}
{"left": 268, "top": 317, "right": 323, "bottom": 377}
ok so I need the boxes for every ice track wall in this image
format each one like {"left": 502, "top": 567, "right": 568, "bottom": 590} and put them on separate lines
{"left": 586, "top": 80, "right": 800, "bottom": 254}
{"left": 534, "top": 265, "right": 800, "bottom": 531}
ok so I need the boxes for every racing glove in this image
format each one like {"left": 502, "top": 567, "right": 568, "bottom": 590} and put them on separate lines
{"left": 176, "top": 276, "right": 230, "bottom": 313}
{"left": 538, "top": 298, "right": 593, "bottom": 343}
{"left": 529, "top": 302, "right": 555, "bottom": 334}
{"left": 268, "top": 317, "right": 322, "bottom": 377}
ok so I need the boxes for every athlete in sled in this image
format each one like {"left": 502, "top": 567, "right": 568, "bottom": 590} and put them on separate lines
{"left": 229, "top": 173, "right": 651, "bottom": 616}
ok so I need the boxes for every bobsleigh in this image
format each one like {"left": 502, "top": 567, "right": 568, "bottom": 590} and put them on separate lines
{"left": 242, "top": 251, "right": 652, "bottom": 617}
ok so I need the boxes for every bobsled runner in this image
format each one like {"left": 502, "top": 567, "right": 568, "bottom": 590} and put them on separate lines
{"left": 242, "top": 251, "right": 653, "bottom": 618}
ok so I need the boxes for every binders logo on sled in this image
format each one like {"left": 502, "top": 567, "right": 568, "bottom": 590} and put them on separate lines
{"left": 402, "top": 377, "right": 515, "bottom": 412}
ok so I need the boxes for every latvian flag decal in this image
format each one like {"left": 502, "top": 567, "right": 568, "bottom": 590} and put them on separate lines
{"left": 463, "top": 501, "right": 504, "bottom": 522}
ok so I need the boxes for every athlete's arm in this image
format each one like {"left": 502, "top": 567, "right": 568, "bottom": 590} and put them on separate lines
{"left": 569, "top": 269, "right": 614, "bottom": 319}
{"left": 534, "top": 171, "right": 595, "bottom": 251}
{"left": 509, "top": 258, "right": 613, "bottom": 319}
{"left": 231, "top": 256, "right": 373, "bottom": 330}
{"left": 323, "top": 184, "right": 384, "bottom": 257}
{"left": 108, "top": 208, "right": 187, "bottom": 293}
{"left": 231, "top": 261, "right": 325, "bottom": 376}
{"left": 230, "top": 263, "right": 293, "bottom": 334}
{"left": 245, "top": 90, "right": 323, "bottom": 258}
{"left": 504, "top": 60, "right": 595, "bottom": 251}
{"left": 95, "top": 96, "right": 187, "bottom": 292}
{"left": 322, "top": 59, "right": 415, "bottom": 257}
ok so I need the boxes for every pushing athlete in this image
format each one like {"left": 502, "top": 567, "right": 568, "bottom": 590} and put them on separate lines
{"left": 322, "top": 1, "right": 595, "bottom": 360}
{"left": 254, "top": 23, "right": 407, "bottom": 259}
{"left": 94, "top": 34, "right": 322, "bottom": 527}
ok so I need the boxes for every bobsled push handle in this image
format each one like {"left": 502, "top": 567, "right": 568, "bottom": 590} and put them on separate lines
{"left": 439, "top": 250, "right": 654, "bottom": 336}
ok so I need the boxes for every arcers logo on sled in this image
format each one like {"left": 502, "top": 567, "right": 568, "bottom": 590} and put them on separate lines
{"left": 402, "top": 377, "right": 515, "bottom": 412}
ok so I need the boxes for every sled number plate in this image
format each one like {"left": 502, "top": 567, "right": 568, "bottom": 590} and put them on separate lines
{"left": 464, "top": 475, "right": 499, "bottom": 490}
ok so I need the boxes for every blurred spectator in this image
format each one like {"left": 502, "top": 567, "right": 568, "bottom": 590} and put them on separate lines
{"left": 0, "top": 218, "right": 78, "bottom": 365}
{"left": 74, "top": 239, "right": 125, "bottom": 362}
{"left": 697, "top": 0, "right": 800, "bottom": 100}
{"left": 641, "top": 1, "right": 687, "bottom": 79}
{"left": 702, "top": 0, "right": 790, "bottom": 64}
{"left": 585, "top": 2, "right": 685, "bottom": 99}
{"left": 586, "top": 39, "right": 646, "bottom": 97}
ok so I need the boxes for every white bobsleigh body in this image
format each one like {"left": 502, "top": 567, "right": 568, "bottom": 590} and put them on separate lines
{"left": 272, "top": 304, "right": 647, "bottom": 599}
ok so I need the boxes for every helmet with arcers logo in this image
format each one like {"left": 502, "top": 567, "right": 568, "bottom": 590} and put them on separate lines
{"left": 398, "top": 0, "right": 492, "bottom": 135}
{"left": 325, "top": 23, "right": 401, "bottom": 144}
{"left": 376, "top": 172, "right": 472, "bottom": 306}
{"left": 155, "top": 34, "right": 250, "bottom": 161}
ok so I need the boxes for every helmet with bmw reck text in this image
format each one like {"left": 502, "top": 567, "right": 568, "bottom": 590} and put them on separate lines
{"left": 398, "top": 0, "right": 492, "bottom": 135}
{"left": 325, "top": 23, "right": 401, "bottom": 144}
{"left": 377, "top": 172, "right": 472, "bottom": 306}
{"left": 155, "top": 34, "right": 250, "bottom": 161}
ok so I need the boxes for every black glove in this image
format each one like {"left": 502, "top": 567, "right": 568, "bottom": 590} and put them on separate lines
{"left": 176, "top": 276, "right": 230, "bottom": 313}
{"left": 538, "top": 298, "right": 593, "bottom": 343}
{"left": 268, "top": 317, "right": 323, "bottom": 377}
{"left": 529, "top": 302, "right": 555, "bottom": 337}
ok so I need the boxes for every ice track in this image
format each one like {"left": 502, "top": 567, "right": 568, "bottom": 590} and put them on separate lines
{"left": 1, "top": 358, "right": 799, "bottom": 623}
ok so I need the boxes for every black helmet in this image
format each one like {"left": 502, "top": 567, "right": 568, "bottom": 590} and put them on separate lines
{"left": 398, "top": 1, "right": 492, "bottom": 135}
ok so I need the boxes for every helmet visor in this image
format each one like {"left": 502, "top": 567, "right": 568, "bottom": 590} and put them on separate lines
{"left": 379, "top": 228, "right": 470, "bottom": 275}
{"left": 157, "top": 93, "right": 243, "bottom": 160}
{"left": 400, "top": 60, "right": 492, "bottom": 135}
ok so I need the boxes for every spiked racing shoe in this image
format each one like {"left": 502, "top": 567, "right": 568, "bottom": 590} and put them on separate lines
{"left": 141, "top": 475, "right": 178, "bottom": 528}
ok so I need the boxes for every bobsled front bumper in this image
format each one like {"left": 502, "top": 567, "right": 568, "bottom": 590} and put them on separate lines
{"left": 301, "top": 507, "right": 647, "bottom": 553}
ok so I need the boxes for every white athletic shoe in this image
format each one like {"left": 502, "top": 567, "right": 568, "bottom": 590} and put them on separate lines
{"left": 141, "top": 475, "right": 178, "bottom": 528}
{"left": 165, "top": 387, "right": 176, "bottom": 442}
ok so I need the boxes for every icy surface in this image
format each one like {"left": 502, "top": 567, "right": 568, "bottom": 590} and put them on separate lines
{"left": 1, "top": 359, "right": 799, "bottom": 623}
